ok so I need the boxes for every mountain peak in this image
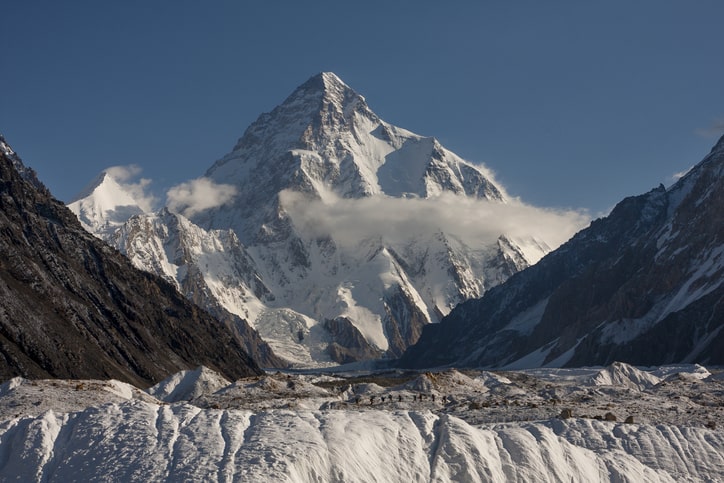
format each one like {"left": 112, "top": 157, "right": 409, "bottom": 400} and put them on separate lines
{"left": 69, "top": 170, "right": 112, "bottom": 203}
{"left": 0, "top": 134, "right": 46, "bottom": 191}
{"left": 279, "top": 72, "right": 374, "bottom": 117}
{"left": 68, "top": 169, "right": 145, "bottom": 237}
{"left": 296, "top": 71, "right": 356, "bottom": 99}
{"left": 212, "top": 72, "right": 376, "bottom": 176}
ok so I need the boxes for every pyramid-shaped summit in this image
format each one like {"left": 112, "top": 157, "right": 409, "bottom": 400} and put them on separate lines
{"left": 211, "top": 71, "right": 376, "bottom": 174}
{"left": 293, "top": 71, "right": 359, "bottom": 100}
{"left": 201, "top": 71, "right": 506, "bottom": 242}
{"left": 282, "top": 71, "right": 368, "bottom": 112}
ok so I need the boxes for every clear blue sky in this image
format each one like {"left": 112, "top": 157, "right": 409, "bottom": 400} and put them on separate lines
{"left": 2, "top": 1, "right": 723, "bottom": 215}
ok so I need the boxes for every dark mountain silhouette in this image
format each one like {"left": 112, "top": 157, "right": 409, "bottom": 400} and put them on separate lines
{"left": 0, "top": 136, "right": 262, "bottom": 386}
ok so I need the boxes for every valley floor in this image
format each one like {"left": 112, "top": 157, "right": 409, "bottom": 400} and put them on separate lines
{"left": 0, "top": 362, "right": 721, "bottom": 481}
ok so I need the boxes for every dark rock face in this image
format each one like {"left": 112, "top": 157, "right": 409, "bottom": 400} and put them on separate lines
{"left": 382, "top": 284, "right": 428, "bottom": 358}
{"left": 400, "top": 136, "right": 724, "bottom": 369}
{"left": 324, "top": 317, "right": 383, "bottom": 364}
{"left": 0, "top": 138, "right": 262, "bottom": 386}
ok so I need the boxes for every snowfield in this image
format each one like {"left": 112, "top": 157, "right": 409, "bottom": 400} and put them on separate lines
{"left": 0, "top": 363, "right": 721, "bottom": 481}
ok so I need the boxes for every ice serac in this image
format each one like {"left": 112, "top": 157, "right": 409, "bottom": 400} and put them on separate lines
{"left": 0, "top": 136, "right": 262, "bottom": 385}
{"left": 180, "top": 72, "right": 547, "bottom": 364}
{"left": 401, "top": 134, "right": 724, "bottom": 369}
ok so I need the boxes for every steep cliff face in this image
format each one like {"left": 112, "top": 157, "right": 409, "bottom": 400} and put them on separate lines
{"left": 0, "top": 136, "right": 262, "bottom": 385}
{"left": 401, "top": 136, "right": 724, "bottom": 369}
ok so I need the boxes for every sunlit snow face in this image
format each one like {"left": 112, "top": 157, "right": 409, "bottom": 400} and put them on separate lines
{"left": 103, "top": 165, "right": 157, "bottom": 212}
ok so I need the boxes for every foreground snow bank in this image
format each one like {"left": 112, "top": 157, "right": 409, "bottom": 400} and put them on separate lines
{"left": 0, "top": 401, "right": 721, "bottom": 482}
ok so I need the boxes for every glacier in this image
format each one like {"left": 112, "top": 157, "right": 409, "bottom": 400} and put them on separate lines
{"left": 0, "top": 363, "right": 721, "bottom": 481}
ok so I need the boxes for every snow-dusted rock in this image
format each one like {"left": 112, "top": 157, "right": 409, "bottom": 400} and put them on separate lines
{"left": 586, "top": 362, "right": 662, "bottom": 391}
{"left": 146, "top": 366, "right": 231, "bottom": 403}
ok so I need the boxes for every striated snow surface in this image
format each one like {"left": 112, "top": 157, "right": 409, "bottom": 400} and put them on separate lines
{"left": 0, "top": 363, "right": 722, "bottom": 481}
{"left": 1, "top": 404, "right": 721, "bottom": 482}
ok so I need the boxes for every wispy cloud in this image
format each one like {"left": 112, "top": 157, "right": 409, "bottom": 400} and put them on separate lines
{"left": 280, "top": 189, "right": 590, "bottom": 259}
{"left": 696, "top": 118, "right": 724, "bottom": 138}
{"left": 166, "top": 177, "right": 238, "bottom": 218}
{"left": 670, "top": 166, "right": 694, "bottom": 183}
{"left": 105, "top": 164, "right": 156, "bottom": 211}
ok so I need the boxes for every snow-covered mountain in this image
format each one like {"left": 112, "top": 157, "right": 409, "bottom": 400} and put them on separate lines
{"left": 196, "top": 72, "right": 506, "bottom": 242}
{"left": 71, "top": 72, "right": 573, "bottom": 367}
{"left": 191, "top": 73, "right": 547, "bottom": 362}
{"left": 401, "top": 135, "right": 724, "bottom": 369}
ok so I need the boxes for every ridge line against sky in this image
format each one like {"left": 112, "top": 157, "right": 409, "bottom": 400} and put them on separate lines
{"left": 2, "top": 1, "right": 724, "bottom": 216}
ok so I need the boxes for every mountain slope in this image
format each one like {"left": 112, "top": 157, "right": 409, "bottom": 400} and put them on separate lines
{"left": 197, "top": 72, "right": 505, "bottom": 244}
{"left": 0, "top": 135, "right": 262, "bottom": 386}
{"left": 400, "top": 135, "right": 724, "bottom": 369}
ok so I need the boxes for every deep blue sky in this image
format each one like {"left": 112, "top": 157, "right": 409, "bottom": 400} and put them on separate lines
{"left": 2, "top": 1, "right": 723, "bottom": 215}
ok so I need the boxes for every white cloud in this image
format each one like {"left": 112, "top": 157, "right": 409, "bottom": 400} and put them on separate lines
{"left": 280, "top": 189, "right": 590, "bottom": 259}
{"left": 105, "top": 164, "right": 142, "bottom": 182}
{"left": 166, "top": 177, "right": 238, "bottom": 218}
{"left": 104, "top": 164, "right": 156, "bottom": 212}
{"left": 671, "top": 165, "right": 694, "bottom": 183}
